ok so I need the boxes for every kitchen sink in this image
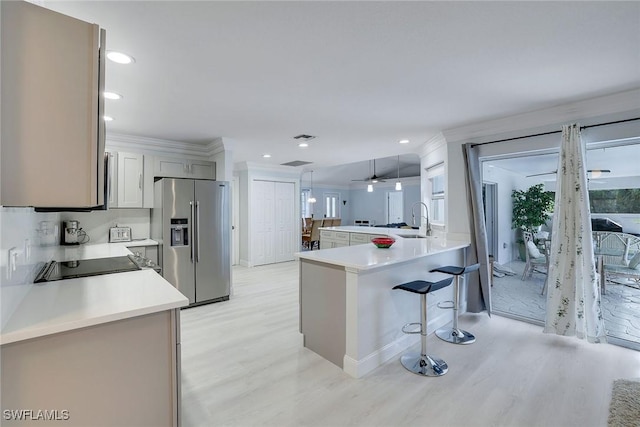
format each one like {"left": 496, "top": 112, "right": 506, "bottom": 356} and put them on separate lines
{"left": 397, "top": 234, "right": 427, "bottom": 239}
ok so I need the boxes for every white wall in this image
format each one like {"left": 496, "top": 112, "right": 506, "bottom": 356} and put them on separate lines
{"left": 346, "top": 180, "right": 420, "bottom": 227}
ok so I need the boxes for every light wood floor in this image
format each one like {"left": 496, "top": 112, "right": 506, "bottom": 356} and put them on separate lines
{"left": 180, "top": 261, "right": 640, "bottom": 427}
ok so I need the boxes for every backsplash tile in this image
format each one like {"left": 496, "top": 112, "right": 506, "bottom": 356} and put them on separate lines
{"left": 1, "top": 207, "right": 59, "bottom": 328}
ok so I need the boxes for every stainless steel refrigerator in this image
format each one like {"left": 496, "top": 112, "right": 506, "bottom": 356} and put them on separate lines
{"left": 151, "top": 178, "right": 230, "bottom": 306}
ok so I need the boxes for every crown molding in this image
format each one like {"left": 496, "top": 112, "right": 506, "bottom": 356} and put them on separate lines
{"left": 235, "top": 161, "right": 302, "bottom": 177}
{"left": 106, "top": 133, "right": 210, "bottom": 157}
{"left": 442, "top": 88, "right": 640, "bottom": 144}
{"left": 419, "top": 132, "right": 447, "bottom": 158}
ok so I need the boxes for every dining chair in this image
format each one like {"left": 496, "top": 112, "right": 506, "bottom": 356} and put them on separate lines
{"left": 521, "top": 231, "right": 548, "bottom": 281}
{"left": 307, "top": 219, "right": 322, "bottom": 250}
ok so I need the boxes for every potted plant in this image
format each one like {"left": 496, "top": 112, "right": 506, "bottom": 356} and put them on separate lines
{"left": 512, "top": 183, "right": 554, "bottom": 260}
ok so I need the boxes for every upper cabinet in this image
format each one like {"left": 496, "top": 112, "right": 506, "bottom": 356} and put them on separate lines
{"left": 1, "top": 1, "right": 106, "bottom": 209}
{"left": 154, "top": 157, "right": 215, "bottom": 180}
{"left": 108, "top": 151, "right": 147, "bottom": 209}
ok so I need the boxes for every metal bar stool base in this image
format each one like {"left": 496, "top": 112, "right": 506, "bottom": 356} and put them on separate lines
{"left": 400, "top": 352, "right": 448, "bottom": 376}
{"left": 435, "top": 327, "right": 476, "bottom": 345}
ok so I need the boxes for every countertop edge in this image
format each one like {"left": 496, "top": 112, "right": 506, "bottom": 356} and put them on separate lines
{"left": 295, "top": 240, "right": 470, "bottom": 272}
{"left": 0, "top": 297, "right": 188, "bottom": 346}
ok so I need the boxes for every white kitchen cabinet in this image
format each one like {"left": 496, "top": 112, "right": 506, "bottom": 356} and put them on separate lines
{"left": 320, "top": 230, "right": 350, "bottom": 249}
{"left": 107, "top": 151, "right": 144, "bottom": 208}
{"left": 117, "top": 152, "right": 144, "bottom": 208}
{"left": 251, "top": 180, "right": 296, "bottom": 266}
{"left": 349, "top": 233, "right": 386, "bottom": 246}
{"left": 1, "top": 309, "right": 181, "bottom": 426}
{"left": 320, "top": 230, "right": 386, "bottom": 249}
{"left": 153, "top": 156, "right": 215, "bottom": 180}
{"left": 1, "top": 1, "right": 106, "bottom": 209}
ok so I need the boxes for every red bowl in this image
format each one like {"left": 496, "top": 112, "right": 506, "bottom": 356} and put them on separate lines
{"left": 371, "top": 237, "right": 395, "bottom": 248}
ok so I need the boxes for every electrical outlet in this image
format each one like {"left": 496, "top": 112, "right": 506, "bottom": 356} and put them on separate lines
{"left": 7, "top": 247, "right": 20, "bottom": 280}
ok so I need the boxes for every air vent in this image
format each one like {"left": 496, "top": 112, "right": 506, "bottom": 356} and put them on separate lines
{"left": 281, "top": 160, "right": 313, "bottom": 167}
{"left": 293, "top": 134, "right": 316, "bottom": 140}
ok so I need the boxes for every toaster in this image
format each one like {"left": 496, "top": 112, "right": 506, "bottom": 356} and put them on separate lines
{"left": 109, "top": 226, "right": 132, "bottom": 243}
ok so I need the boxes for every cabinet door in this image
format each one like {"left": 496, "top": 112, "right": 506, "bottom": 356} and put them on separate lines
{"left": 154, "top": 157, "right": 189, "bottom": 178}
{"left": 117, "top": 152, "right": 143, "bottom": 208}
{"left": 1, "top": 1, "right": 105, "bottom": 208}
{"left": 188, "top": 160, "right": 215, "bottom": 179}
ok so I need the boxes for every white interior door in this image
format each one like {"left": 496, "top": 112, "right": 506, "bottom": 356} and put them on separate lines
{"left": 386, "top": 191, "right": 403, "bottom": 224}
{"left": 251, "top": 180, "right": 275, "bottom": 266}
{"left": 232, "top": 175, "right": 240, "bottom": 265}
{"left": 275, "top": 182, "right": 295, "bottom": 263}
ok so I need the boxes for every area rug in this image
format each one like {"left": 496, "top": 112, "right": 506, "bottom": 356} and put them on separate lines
{"left": 608, "top": 379, "right": 640, "bottom": 427}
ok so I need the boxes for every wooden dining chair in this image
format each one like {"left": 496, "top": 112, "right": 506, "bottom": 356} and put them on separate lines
{"left": 308, "top": 219, "right": 322, "bottom": 250}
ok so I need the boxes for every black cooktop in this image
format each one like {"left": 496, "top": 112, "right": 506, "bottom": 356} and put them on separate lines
{"left": 35, "top": 255, "right": 141, "bottom": 283}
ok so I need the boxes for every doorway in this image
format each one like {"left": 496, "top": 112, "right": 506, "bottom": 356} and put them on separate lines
{"left": 386, "top": 191, "right": 403, "bottom": 224}
{"left": 482, "top": 182, "right": 498, "bottom": 260}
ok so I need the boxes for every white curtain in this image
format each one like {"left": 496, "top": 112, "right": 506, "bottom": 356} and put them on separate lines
{"left": 543, "top": 124, "right": 606, "bottom": 343}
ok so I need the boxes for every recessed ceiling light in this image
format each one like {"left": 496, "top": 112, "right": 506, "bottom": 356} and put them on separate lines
{"left": 104, "top": 91, "right": 122, "bottom": 100}
{"left": 106, "top": 51, "right": 135, "bottom": 64}
{"left": 298, "top": 142, "right": 309, "bottom": 148}
{"left": 398, "top": 139, "right": 410, "bottom": 144}
{"left": 262, "top": 154, "right": 271, "bottom": 158}
{"left": 103, "top": 115, "right": 114, "bottom": 122}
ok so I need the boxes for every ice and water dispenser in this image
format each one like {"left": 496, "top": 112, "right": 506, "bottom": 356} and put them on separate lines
{"left": 170, "top": 218, "right": 189, "bottom": 247}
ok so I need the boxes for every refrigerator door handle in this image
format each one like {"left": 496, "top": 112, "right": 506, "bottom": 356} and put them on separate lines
{"left": 196, "top": 201, "right": 201, "bottom": 262}
{"left": 190, "top": 201, "right": 195, "bottom": 263}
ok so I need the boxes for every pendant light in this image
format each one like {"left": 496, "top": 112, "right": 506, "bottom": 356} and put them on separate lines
{"left": 308, "top": 170, "right": 317, "bottom": 203}
{"left": 367, "top": 160, "right": 373, "bottom": 192}
{"left": 395, "top": 155, "right": 402, "bottom": 191}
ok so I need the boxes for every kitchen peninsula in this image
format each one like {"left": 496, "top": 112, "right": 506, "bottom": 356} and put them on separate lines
{"left": 296, "top": 231, "right": 469, "bottom": 378}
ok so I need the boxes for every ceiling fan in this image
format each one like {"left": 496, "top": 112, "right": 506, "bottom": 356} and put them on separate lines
{"left": 352, "top": 159, "right": 386, "bottom": 183}
{"left": 526, "top": 169, "right": 611, "bottom": 178}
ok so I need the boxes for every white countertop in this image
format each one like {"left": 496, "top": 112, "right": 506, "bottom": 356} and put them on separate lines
{"left": 1, "top": 240, "right": 188, "bottom": 346}
{"left": 295, "top": 234, "right": 469, "bottom": 271}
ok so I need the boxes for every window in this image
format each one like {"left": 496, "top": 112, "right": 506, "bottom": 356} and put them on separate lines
{"left": 427, "top": 164, "right": 445, "bottom": 224}
{"left": 590, "top": 189, "right": 640, "bottom": 213}
{"left": 301, "top": 189, "right": 313, "bottom": 218}
{"left": 324, "top": 192, "right": 340, "bottom": 218}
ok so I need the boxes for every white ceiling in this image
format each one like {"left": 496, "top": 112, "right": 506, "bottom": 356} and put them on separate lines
{"left": 44, "top": 1, "right": 640, "bottom": 171}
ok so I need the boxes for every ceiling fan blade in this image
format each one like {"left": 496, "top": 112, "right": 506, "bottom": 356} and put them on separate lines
{"left": 526, "top": 170, "right": 557, "bottom": 178}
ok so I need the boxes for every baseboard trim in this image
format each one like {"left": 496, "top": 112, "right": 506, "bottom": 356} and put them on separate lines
{"left": 343, "top": 334, "right": 420, "bottom": 378}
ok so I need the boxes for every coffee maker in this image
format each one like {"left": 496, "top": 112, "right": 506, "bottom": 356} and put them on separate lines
{"left": 62, "top": 220, "right": 80, "bottom": 245}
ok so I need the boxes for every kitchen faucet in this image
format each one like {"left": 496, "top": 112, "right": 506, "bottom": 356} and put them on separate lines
{"left": 411, "top": 201, "right": 432, "bottom": 236}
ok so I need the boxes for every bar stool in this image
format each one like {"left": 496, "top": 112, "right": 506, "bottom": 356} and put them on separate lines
{"left": 430, "top": 263, "right": 480, "bottom": 345}
{"left": 392, "top": 277, "right": 454, "bottom": 376}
